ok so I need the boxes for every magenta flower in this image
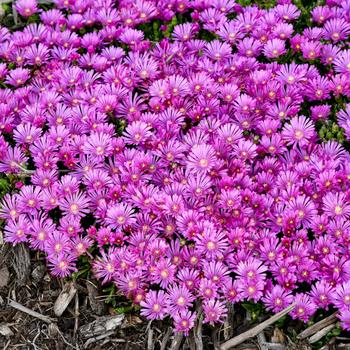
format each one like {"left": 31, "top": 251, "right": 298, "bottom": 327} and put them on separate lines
{"left": 173, "top": 310, "right": 196, "bottom": 335}
{"left": 105, "top": 203, "right": 136, "bottom": 229}
{"left": 48, "top": 253, "right": 77, "bottom": 277}
{"left": 263, "top": 285, "right": 293, "bottom": 312}
{"left": 4, "top": 215, "right": 30, "bottom": 245}
{"left": 15, "top": 0, "right": 38, "bottom": 17}
{"left": 339, "top": 310, "right": 350, "bottom": 331}
{"left": 235, "top": 257, "right": 267, "bottom": 282}
{"left": 151, "top": 258, "right": 176, "bottom": 288}
{"left": 140, "top": 290, "right": 168, "bottom": 320}
{"left": 263, "top": 39, "right": 286, "bottom": 59}
{"left": 290, "top": 294, "right": 317, "bottom": 322}
{"left": 167, "top": 284, "right": 195, "bottom": 313}
{"left": 187, "top": 144, "right": 217, "bottom": 173}
{"left": 59, "top": 192, "right": 91, "bottom": 218}
{"left": 203, "top": 300, "right": 227, "bottom": 325}
{"left": 323, "top": 192, "right": 350, "bottom": 219}
{"left": 5, "top": 68, "right": 31, "bottom": 86}
{"left": 282, "top": 115, "right": 316, "bottom": 147}
{"left": 310, "top": 281, "right": 334, "bottom": 310}
{"left": 331, "top": 281, "right": 350, "bottom": 309}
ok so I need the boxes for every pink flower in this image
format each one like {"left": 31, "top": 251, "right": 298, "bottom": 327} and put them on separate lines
{"left": 15, "top": 0, "right": 38, "bottom": 17}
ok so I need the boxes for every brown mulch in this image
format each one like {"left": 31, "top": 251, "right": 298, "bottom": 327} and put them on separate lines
{"left": 1, "top": 243, "right": 350, "bottom": 350}
{"left": 0, "top": 244, "right": 150, "bottom": 350}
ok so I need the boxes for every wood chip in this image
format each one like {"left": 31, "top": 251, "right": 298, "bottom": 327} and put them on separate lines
{"left": 0, "top": 266, "right": 9, "bottom": 288}
{"left": 308, "top": 324, "right": 336, "bottom": 344}
{"left": 54, "top": 281, "right": 77, "bottom": 317}
{"left": 257, "top": 333, "right": 269, "bottom": 350}
{"left": 12, "top": 244, "right": 31, "bottom": 286}
{"left": 169, "top": 332, "right": 183, "bottom": 350}
{"left": 86, "top": 281, "right": 105, "bottom": 315}
{"left": 31, "top": 264, "right": 46, "bottom": 282}
{"left": 297, "top": 312, "right": 338, "bottom": 340}
{"left": 224, "top": 303, "right": 235, "bottom": 340}
{"left": 271, "top": 328, "right": 286, "bottom": 344}
{"left": 160, "top": 327, "right": 172, "bottom": 350}
{"left": 0, "top": 324, "right": 13, "bottom": 337}
{"left": 122, "top": 314, "right": 143, "bottom": 328}
{"left": 79, "top": 314, "right": 124, "bottom": 339}
{"left": 337, "top": 344, "right": 350, "bottom": 350}
{"left": 12, "top": 4, "right": 18, "bottom": 25}
{"left": 83, "top": 330, "right": 125, "bottom": 349}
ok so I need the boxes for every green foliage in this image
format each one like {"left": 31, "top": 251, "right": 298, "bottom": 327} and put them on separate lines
{"left": 71, "top": 255, "right": 91, "bottom": 280}
{"left": 241, "top": 301, "right": 265, "bottom": 322}
{"left": 318, "top": 121, "right": 346, "bottom": 143}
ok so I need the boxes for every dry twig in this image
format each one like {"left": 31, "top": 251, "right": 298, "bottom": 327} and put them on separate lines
{"left": 308, "top": 324, "right": 336, "bottom": 344}
{"left": 220, "top": 304, "right": 295, "bottom": 350}
{"left": 8, "top": 299, "right": 55, "bottom": 324}
{"left": 160, "top": 327, "right": 172, "bottom": 350}
{"left": 169, "top": 332, "right": 183, "bottom": 350}
{"left": 297, "top": 312, "right": 338, "bottom": 340}
{"left": 73, "top": 292, "right": 79, "bottom": 337}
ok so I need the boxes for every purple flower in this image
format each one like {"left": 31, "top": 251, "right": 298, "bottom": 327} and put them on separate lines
{"left": 105, "top": 203, "right": 136, "bottom": 229}
{"left": 282, "top": 115, "right": 316, "bottom": 147}
{"left": 173, "top": 310, "right": 196, "bottom": 335}
{"left": 140, "top": 290, "right": 168, "bottom": 320}
{"left": 263, "top": 39, "right": 286, "bottom": 59}
{"left": 263, "top": 285, "right": 293, "bottom": 312}
{"left": 48, "top": 253, "right": 77, "bottom": 277}
{"left": 203, "top": 300, "right": 227, "bottom": 325}
{"left": 323, "top": 192, "right": 350, "bottom": 219}
{"left": 4, "top": 215, "right": 30, "bottom": 245}
{"left": 323, "top": 18, "right": 350, "bottom": 42}
{"left": 339, "top": 310, "right": 350, "bottom": 331}
{"left": 5, "top": 68, "right": 31, "bottom": 86}
{"left": 59, "top": 192, "right": 90, "bottom": 218}
{"left": 331, "top": 281, "right": 350, "bottom": 309}
{"left": 15, "top": 0, "right": 38, "bottom": 17}
{"left": 167, "top": 284, "right": 195, "bottom": 314}
{"left": 290, "top": 294, "right": 317, "bottom": 322}
{"left": 151, "top": 258, "right": 176, "bottom": 288}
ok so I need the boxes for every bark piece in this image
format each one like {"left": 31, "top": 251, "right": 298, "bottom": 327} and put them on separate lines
{"left": 0, "top": 324, "right": 13, "bottom": 337}
{"left": 12, "top": 244, "right": 30, "bottom": 285}
{"left": 271, "top": 328, "right": 286, "bottom": 344}
{"left": 86, "top": 281, "right": 105, "bottom": 315}
{"left": 54, "top": 281, "right": 77, "bottom": 317}
{"left": 308, "top": 324, "right": 336, "bottom": 344}
{"left": 224, "top": 303, "right": 235, "bottom": 340}
{"left": 169, "top": 332, "right": 183, "bottom": 350}
{"left": 79, "top": 314, "right": 124, "bottom": 339}
{"left": 31, "top": 264, "right": 46, "bottom": 282}
{"left": 297, "top": 312, "right": 338, "bottom": 340}
{"left": 0, "top": 266, "right": 9, "bottom": 288}
{"left": 160, "top": 327, "right": 172, "bottom": 350}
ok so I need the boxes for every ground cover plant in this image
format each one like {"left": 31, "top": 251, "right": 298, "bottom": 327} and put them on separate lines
{"left": 1, "top": 0, "right": 350, "bottom": 348}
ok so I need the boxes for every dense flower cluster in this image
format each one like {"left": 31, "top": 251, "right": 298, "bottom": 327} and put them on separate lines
{"left": 1, "top": 0, "right": 350, "bottom": 334}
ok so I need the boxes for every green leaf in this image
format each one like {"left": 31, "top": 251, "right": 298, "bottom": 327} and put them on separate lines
{"left": 241, "top": 301, "right": 265, "bottom": 321}
{"left": 0, "top": 178, "right": 9, "bottom": 191}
